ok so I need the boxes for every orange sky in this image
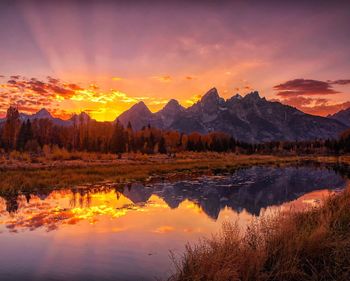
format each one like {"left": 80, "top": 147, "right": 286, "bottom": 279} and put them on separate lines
{"left": 0, "top": 1, "right": 350, "bottom": 120}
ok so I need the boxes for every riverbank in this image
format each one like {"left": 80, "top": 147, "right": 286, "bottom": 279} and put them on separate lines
{"left": 169, "top": 183, "right": 350, "bottom": 281}
{"left": 1, "top": 152, "right": 350, "bottom": 193}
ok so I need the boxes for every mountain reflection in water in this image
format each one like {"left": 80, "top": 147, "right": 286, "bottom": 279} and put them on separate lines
{"left": 0, "top": 166, "right": 346, "bottom": 233}
{"left": 0, "top": 165, "right": 348, "bottom": 281}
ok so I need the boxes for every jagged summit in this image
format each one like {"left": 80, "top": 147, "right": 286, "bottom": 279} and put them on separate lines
{"left": 130, "top": 101, "right": 151, "bottom": 113}
{"left": 244, "top": 91, "right": 260, "bottom": 100}
{"left": 33, "top": 108, "right": 52, "bottom": 119}
{"left": 161, "top": 99, "right": 184, "bottom": 112}
{"left": 116, "top": 100, "right": 153, "bottom": 130}
{"left": 232, "top": 94, "right": 243, "bottom": 100}
{"left": 200, "top": 88, "right": 221, "bottom": 105}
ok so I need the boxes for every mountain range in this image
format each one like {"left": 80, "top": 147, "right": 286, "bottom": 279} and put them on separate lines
{"left": 0, "top": 88, "right": 349, "bottom": 142}
{"left": 328, "top": 108, "right": 350, "bottom": 127}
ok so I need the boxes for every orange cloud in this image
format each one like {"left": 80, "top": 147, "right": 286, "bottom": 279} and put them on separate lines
{"left": 151, "top": 75, "right": 172, "bottom": 82}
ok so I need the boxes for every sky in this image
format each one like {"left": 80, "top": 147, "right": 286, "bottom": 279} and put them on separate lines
{"left": 0, "top": 0, "right": 350, "bottom": 121}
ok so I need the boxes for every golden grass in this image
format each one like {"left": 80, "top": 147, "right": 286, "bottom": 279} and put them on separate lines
{"left": 1, "top": 153, "right": 349, "bottom": 194}
{"left": 170, "top": 188, "right": 350, "bottom": 281}
{"left": 0, "top": 153, "right": 309, "bottom": 193}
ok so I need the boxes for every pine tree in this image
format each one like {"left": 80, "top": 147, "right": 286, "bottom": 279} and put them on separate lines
{"left": 111, "top": 121, "right": 125, "bottom": 155}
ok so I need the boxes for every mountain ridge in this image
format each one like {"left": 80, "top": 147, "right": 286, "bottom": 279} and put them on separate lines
{"left": 1, "top": 88, "right": 349, "bottom": 142}
{"left": 328, "top": 108, "right": 350, "bottom": 127}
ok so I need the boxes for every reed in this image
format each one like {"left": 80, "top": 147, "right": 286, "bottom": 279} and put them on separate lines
{"left": 170, "top": 187, "right": 350, "bottom": 281}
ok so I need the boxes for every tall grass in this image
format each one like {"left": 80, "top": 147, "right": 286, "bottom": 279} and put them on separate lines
{"left": 170, "top": 188, "right": 350, "bottom": 281}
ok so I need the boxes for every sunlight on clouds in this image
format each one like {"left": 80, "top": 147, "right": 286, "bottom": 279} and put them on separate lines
{"left": 151, "top": 75, "right": 172, "bottom": 83}
{"left": 185, "top": 94, "right": 202, "bottom": 105}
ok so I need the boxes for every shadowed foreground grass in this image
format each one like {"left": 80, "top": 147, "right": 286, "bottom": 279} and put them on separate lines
{"left": 170, "top": 188, "right": 350, "bottom": 281}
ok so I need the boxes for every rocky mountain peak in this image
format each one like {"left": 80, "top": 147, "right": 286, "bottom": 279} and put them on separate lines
{"left": 162, "top": 99, "right": 184, "bottom": 112}
{"left": 131, "top": 101, "right": 151, "bottom": 114}
{"left": 232, "top": 94, "right": 243, "bottom": 100}
{"left": 34, "top": 108, "right": 52, "bottom": 119}
{"left": 201, "top": 88, "right": 220, "bottom": 103}
{"left": 244, "top": 91, "right": 260, "bottom": 100}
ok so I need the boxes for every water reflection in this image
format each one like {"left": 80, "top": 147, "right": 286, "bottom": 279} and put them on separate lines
{"left": 0, "top": 166, "right": 346, "bottom": 233}
{"left": 0, "top": 165, "right": 347, "bottom": 281}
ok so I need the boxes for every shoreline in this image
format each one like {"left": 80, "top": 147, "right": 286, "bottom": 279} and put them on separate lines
{"left": 1, "top": 152, "right": 349, "bottom": 193}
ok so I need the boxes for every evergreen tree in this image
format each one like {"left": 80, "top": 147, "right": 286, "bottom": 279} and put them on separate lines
{"left": 111, "top": 121, "right": 125, "bottom": 154}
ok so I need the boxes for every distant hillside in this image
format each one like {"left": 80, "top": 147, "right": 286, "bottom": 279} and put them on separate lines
{"left": 328, "top": 108, "right": 350, "bottom": 127}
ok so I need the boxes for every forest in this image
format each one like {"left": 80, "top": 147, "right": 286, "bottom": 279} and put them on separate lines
{"left": 1, "top": 106, "right": 349, "bottom": 156}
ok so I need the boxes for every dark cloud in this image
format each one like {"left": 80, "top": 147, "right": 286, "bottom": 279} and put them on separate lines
{"left": 67, "top": 83, "right": 83, "bottom": 91}
{"left": 0, "top": 75, "right": 83, "bottom": 115}
{"left": 185, "top": 76, "right": 195, "bottom": 80}
{"left": 2, "top": 76, "right": 77, "bottom": 99}
{"left": 273, "top": 78, "right": 350, "bottom": 116}
{"left": 47, "top": 76, "right": 60, "bottom": 84}
{"left": 7, "top": 79, "right": 18, "bottom": 85}
{"left": 273, "top": 79, "right": 340, "bottom": 97}
{"left": 330, "top": 79, "right": 350, "bottom": 85}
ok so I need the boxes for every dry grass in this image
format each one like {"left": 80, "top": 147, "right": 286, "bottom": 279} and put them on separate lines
{"left": 0, "top": 154, "right": 307, "bottom": 194}
{"left": 170, "top": 188, "right": 350, "bottom": 281}
{"left": 0, "top": 153, "right": 349, "bottom": 195}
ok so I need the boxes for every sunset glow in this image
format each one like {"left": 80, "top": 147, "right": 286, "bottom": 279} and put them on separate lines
{"left": 0, "top": 1, "right": 350, "bottom": 119}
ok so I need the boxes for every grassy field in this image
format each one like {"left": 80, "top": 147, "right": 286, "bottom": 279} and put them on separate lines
{"left": 1, "top": 152, "right": 350, "bottom": 194}
{"left": 169, "top": 185, "right": 350, "bottom": 281}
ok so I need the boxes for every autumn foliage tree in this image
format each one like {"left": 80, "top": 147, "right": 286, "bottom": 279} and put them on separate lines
{"left": 1, "top": 106, "right": 21, "bottom": 150}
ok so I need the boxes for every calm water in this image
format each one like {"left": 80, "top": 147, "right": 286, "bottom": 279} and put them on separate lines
{"left": 0, "top": 165, "right": 347, "bottom": 281}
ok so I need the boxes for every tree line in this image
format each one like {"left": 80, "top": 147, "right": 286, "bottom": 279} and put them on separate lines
{"left": 0, "top": 106, "right": 349, "bottom": 156}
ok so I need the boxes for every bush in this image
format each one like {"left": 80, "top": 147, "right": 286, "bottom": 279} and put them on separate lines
{"left": 9, "top": 150, "right": 31, "bottom": 162}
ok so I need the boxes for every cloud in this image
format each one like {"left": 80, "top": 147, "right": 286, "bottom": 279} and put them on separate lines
{"left": 185, "top": 76, "right": 196, "bottom": 80}
{"left": 0, "top": 75, "right": 168, "bottom": 120}
{"left": 151, "top": 75, "right": 172, "bottom": 82}
{"left": 329, "top": 79, "right": 350, "bottom": 85}
{"left": 273, "top": 78, "right": 350, "bottom": 116}
{"left": 112, "top": 77, "right": 123, "bottom": 81}
{"left": 185, "top": 94, "right": 202, "bottom": 105}
{"left": 275, "top": 95, "right": 350, "bottom": 116}
{"left": 273, "top": 79, "right": 340, "bottom": 97}
{"left": 302, "top": 101, "right": 350, "bottom": 116}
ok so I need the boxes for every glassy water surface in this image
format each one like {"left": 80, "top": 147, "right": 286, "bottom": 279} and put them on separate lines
{"left": 0, "top": 165, "right": 347, "bottom": 281}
